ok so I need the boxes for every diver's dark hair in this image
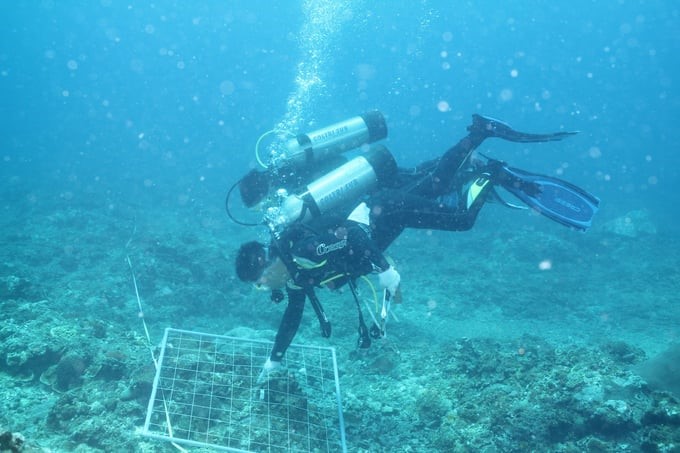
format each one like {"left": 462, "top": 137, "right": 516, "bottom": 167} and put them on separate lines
{"left": 235, "top": 241, "right": 267, "bottom": 282}
{"left": 239, "top": 169, "right": 270, "bottom": 207}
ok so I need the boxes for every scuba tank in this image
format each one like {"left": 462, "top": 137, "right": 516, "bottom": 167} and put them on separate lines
{"left": 226, "top": 111, "right": 393, "bottom": 228}
{"left": 264, "top": 144, "right": 397, "bottom": 233}
{"left": 271, "top": 111, "right": 387, "bottom": 169}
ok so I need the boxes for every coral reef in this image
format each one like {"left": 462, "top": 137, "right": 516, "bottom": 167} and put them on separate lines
{"left": 1, "top": 195, "right": 678, "bottom": 451}
{"left": 635, "top": 344, "right": 680, "bottom": 397}
{"left": 337, "top": 335, "right": 680, "bottom": 451}
{"left": 601, "top": 210, "right": 657, "bottom": 238}
{"left": 0, "top": 430, "right": 24, "bottom": 453}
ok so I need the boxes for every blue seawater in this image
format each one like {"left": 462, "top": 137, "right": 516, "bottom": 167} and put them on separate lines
{"left": 0, "top": 1, "right": 678, "bottom": 451}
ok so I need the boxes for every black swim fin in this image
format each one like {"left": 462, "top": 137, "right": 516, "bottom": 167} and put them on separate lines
{"left": 495, "top": 164, "right": 600, "bottom": 231}
{"left": 469, "top": 114, "right": 578, "bottom": 143}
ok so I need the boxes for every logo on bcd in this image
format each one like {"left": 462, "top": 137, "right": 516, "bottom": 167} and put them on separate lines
{"left": 316, "top": 239, "right": 347, "bottom": 256}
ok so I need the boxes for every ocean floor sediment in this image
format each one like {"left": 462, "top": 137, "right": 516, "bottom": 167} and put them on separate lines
{"left": 1, "top": 198, "right": 678, "bottom": 451}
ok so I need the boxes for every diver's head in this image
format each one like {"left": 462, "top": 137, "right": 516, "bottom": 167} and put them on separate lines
{"left": 235, "top": 241, "right": 290, "bottom": 290}
{"left": 235, "top": 241, "right": 268, "bottom": 282}
{"left": 239, "top": 169, "right": 270, "bottom": 208}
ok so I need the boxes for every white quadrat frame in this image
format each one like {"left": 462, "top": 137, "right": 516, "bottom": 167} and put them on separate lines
{"left": 141, "top": 328, "right": 347, "bottom": 452}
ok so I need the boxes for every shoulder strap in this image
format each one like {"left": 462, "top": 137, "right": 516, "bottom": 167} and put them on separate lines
{"left": 305, "top": 287, "right": 332, "bottom": 338}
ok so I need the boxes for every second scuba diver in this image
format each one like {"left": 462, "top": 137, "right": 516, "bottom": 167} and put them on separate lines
{"left": 229, "top": 112, "right": 600, "bottom": 382}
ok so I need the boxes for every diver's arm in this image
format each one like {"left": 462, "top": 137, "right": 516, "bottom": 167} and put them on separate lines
{"left": 345, "top": 222, "right": 401, "bottom": 293}
{"left": 269, "top": 287, "right": 306, "bottom": 362}
{"left": 345, "top": 221, "right": 391, "bottom": 273}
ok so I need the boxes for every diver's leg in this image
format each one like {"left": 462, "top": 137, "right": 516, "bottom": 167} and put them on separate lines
{"left": 368, "top": 184, "right": 492, "bottom": 245}
{"left": 409, "top": 131, "right": 487, "bottom": 198}
{"left": 410, "top": 115, "right": 578, "bottom": 198}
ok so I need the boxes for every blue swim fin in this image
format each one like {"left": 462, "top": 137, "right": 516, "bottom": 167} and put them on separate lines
{"left": 497, "top": 165, "right": 600, "bottom": 231}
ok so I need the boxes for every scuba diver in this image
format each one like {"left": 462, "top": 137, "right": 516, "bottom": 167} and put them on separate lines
{"left": 227, "top": 112, "right": 599, "bottom": 382}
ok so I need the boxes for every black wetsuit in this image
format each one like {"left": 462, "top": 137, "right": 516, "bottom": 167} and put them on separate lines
{"left": 267, "top": 131, "right": 489, "bottom": 362}
{"left": 269, "top": 216, "right": 391, "bottom": 361}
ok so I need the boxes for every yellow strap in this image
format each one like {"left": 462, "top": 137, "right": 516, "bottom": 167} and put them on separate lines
{"left": 359, "top": 275, "right": 379, "bottom": 314}
{"left": 319, "top": 273, "right": 346, "bottom": 287}
{"left": 293, "top": 255, "right": 327, "bottom": 269}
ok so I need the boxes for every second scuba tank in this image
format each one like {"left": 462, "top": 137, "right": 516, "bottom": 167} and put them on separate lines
{"left": 266, "top": 144, "right": 397, "bottom": 232}
{"left": 275, "top": 111, "right": 387, "bottom": 169}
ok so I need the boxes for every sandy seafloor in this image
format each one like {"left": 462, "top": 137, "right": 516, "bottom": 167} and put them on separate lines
{"left": 1, "top": 185, "right": 679, "bottom": 452}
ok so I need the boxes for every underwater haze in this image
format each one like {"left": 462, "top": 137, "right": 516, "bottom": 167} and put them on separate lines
{"left": 1, "top": 1, "right": 679, "bottom": 451}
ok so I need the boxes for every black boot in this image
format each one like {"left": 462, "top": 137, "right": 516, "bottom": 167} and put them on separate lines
{"left": 482, "top": 158, "right": 541, "bottom": 197}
